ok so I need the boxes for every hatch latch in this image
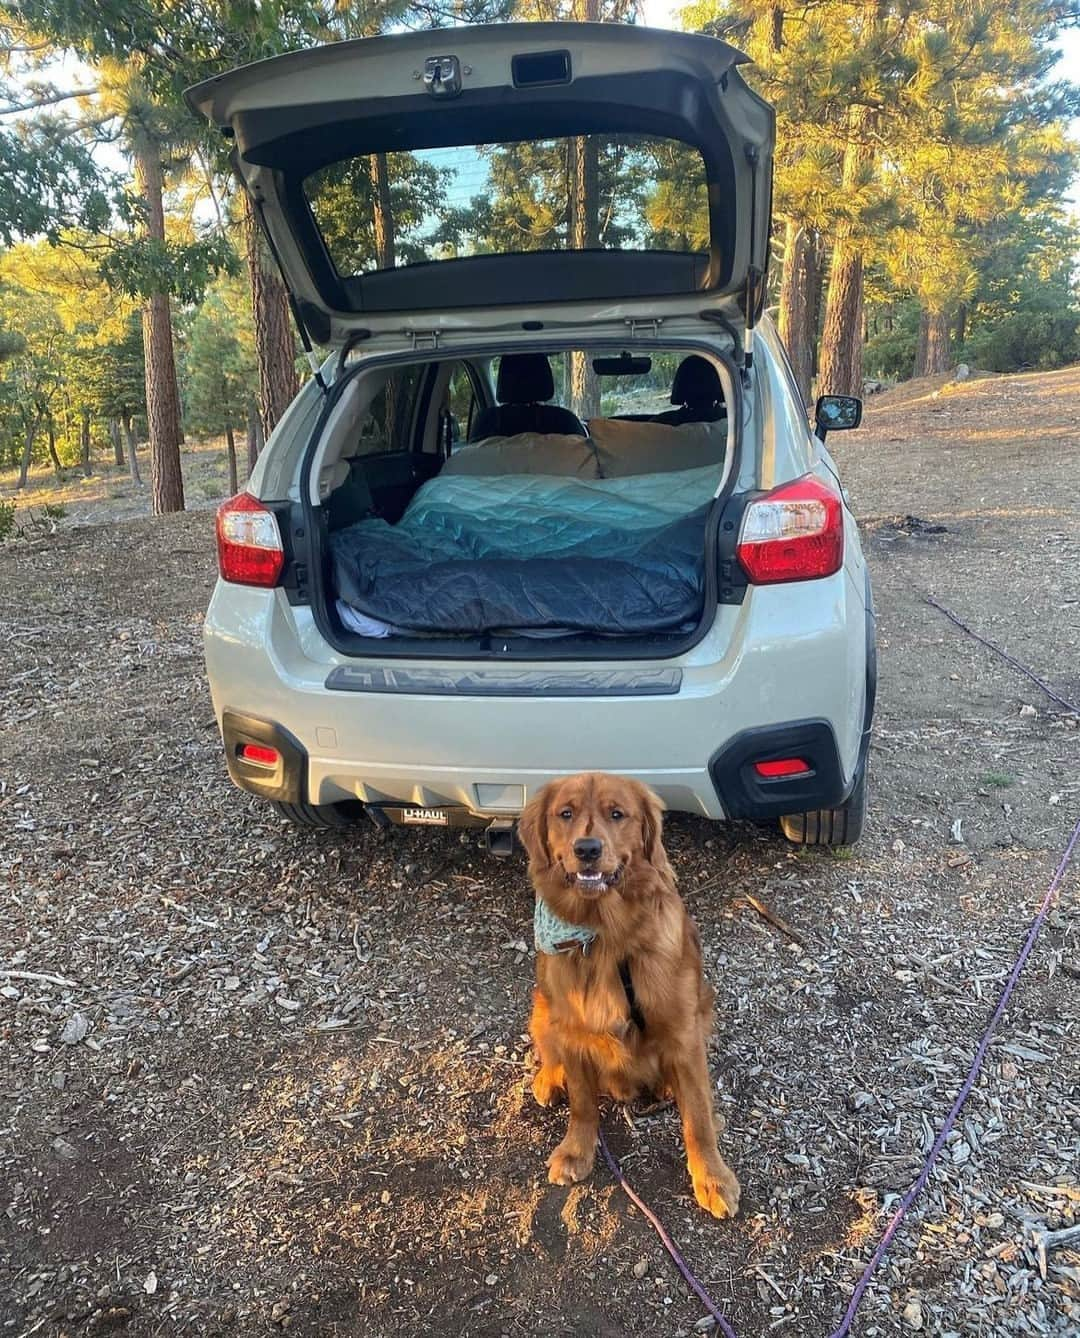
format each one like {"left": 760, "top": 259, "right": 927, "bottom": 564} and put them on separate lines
{"left": 423, "top": 55, "right": 462, "bottom": 98}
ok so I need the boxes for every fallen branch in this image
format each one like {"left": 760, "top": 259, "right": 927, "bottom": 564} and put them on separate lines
{"left": 0, "top": 969, "right": 77, "bottom": 988}
{"left": 1035, "top": 1222, "right": 1080, "bottom": 1280}
{"left": 739, "top": 895, "right": 805, "bottom": 946}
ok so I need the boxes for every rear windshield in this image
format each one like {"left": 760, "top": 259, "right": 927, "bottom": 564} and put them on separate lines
{"left": 304, "top": 133, "right": 708, "bottom": 278}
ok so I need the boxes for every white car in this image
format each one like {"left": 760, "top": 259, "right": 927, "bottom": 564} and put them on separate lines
{"left": 187, "top": 22, "right": 875, "bottom": 850}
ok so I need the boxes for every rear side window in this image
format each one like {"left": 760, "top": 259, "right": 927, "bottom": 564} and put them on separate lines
{"left": 305, "top": 134, "right": 709, "bottom": 278}
{"left": 354, "top": 364, "right": 426, "bottom": 456}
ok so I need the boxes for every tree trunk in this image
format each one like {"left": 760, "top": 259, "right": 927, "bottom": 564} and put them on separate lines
{"left": 368, "top": 152, "right": 396, "bottom": 269}
{"left": 818, "top": 111, "right": 874, "bottom": 399}
{"left": 47, "top": 417, "right": 62, "bottom": 474}
{"left": 914, "top": 308, "right": 930, "bottom": 377}
{"left": 134, "top": 139, "right": 185, "bottom": 515}
{"left": 121, "top": 412, "right": 142, "bottom": 484}
{"left": 224, "top": 422, "right": 239, "bottom": 496}
{"left": 818, "top": 243, "right": 864, "bottom": 398}
{"left": 922, "top": 308, "right": 952, "bottom": 375}
{"left": 80, "top": 406, "right": 92, "bottom": 477}
{"left": 568, "top": 119, "right": 601, "bottom": 423}
{"left": 108, "top": 417, "right": 124, "bottom": 466}
{"left": 244, "top": 193, "right": 300, "bottom": 443}
{"left": 246, "top": 401, "right": 264, "bottom": 478}
{"left": 778, "top": 220, "right": 821, "bottom": 409}
{"left": 18, "top": 410, "right": 42, "bottom": 488}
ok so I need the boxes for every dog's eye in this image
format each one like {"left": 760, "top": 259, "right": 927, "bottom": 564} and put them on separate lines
{"left": 610, "top": 809, "right": 624, "bottom": 821}
{"left": 558, "top": 808, "right": 573, "bottom": 821}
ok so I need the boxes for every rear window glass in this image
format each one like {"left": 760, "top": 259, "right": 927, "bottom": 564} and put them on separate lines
{"left": 355, "top": 363, "right": 426, "bottom": 456}
{"left": 305, "top": 134, "right": 708, "bottom": 278}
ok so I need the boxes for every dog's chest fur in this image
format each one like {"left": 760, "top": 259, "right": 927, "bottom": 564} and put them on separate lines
{"left": 538, "top": 892, "right": 686, "bottom": 1041}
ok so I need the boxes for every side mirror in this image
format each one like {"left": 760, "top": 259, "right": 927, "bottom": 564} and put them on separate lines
{"left": 814, "top": 394, "right": 862, "bottom": 440}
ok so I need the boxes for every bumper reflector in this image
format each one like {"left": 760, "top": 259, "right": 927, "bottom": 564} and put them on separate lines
{"left": 239, "top": 742, "right": 280, "bottom": 768}
{"left": 754, "top": 757, "right": 812, "bottom": 778}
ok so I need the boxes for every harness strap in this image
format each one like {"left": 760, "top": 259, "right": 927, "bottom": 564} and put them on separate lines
{"left": 618, "top": 959, "right": 646, "bottom": 1033}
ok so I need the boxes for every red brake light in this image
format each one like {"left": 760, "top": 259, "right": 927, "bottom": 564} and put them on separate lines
{"left": 238, "top": 743, "right": 280, "bottom": 768}
{"left": 216, "top": 492, "right": 284, "bottom": 587}
{"left": 754, "top": 757, "right": 812, "bottom": 778}
{"left": 736, "top": 475, "right": 843, "bottom": 584}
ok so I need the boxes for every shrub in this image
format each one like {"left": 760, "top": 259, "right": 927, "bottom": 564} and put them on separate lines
{"left": 0, "top": 499, "right": 14, "bottom": 542}
{"left": 961, "top": 306, "right": 1080, "bottom": 373}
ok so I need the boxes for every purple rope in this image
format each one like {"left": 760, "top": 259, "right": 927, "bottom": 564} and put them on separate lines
{"left": 826, "top": 814, "right": 1080, "bottom": 1337}
{"left": 925, "top": 593, "right": 1080, "bottom": 715}
{"left": 597, "top": 1127, "right": 739, "bottom": 1338}
{"left": 598, "top": 818, "right": 1080, "bottom": 1338}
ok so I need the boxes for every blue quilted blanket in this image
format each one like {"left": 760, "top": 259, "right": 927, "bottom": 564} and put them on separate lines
{"left": 330, "top": 464, "right": 718, "bottom": 634}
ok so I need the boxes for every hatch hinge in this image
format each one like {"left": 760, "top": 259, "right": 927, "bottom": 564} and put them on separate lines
{"left": 407, "top": 329, "right": 441, "bottom": 351}
{"left": 625, "top": 317, "right": 663, "bottom": 338}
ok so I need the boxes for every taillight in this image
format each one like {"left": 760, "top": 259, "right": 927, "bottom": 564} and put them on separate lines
{"left": 216, "top": 492, "right": 284, "bottom": 587}
{"left": 736, "top": 475, "right": 844, "bottom": 584}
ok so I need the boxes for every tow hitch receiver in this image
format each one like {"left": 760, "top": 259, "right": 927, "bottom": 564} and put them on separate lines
{"left": 484, "top": 818, "right": 516, "bottom": 858}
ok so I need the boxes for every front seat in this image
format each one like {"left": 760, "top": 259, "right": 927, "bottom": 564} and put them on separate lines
{"left": 470, "top": 353, "right": 587, "bottom": 440}
{"left": 654, "top": 355, "right": 725, "bottom": 426}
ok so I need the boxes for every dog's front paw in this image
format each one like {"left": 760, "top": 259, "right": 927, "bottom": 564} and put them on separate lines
{"left": 547, "top": 1140, "right": 595, "bottom": 1186}
{"left": 532, "top": 1065, "right": 564, "bottom": 1108}
{"left": 692, "top": 1162, "right": 741, "bottom": 1219}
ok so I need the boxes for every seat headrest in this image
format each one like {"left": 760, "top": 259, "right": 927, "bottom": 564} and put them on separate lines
{"left": 671, "top": 355, "right": 722, "bottom": 408}
{"left": 496, "top": 353, "right": 555, "bottom": 404}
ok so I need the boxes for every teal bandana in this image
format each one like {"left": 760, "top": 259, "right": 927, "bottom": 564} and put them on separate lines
{"left": 534, "top": 897, "right": 597, "bottom": 956}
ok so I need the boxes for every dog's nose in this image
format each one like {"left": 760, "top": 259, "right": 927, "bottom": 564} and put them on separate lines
{"left": 573, "top": 837, "right": 603, "bottom": 863}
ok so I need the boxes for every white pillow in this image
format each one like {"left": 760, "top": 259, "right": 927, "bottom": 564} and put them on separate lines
{"left": 587, "top": 418, "right": 725, "bottom": 478}
{"left": 442, "top": 432, "right": 601, "bottom": 479}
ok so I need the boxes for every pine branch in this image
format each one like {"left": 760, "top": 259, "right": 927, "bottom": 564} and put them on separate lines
{"left": 1, "top": 86, "right": 97, "bottom": 116}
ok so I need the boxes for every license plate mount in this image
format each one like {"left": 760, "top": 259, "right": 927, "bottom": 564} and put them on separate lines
{"left": 401, "top": 807, "right": 450, "bottom": 826}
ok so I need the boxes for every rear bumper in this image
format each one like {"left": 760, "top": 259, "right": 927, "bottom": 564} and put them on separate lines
{"left": 205, "top": 569, "right": 869, "bottom": 821}
{"left": 224, "top": 708, "right": 854, "bottom": 821}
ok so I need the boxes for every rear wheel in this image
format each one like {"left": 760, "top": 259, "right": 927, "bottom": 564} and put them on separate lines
{"left": 270, "top": 799, "right": 364, "bottom": 830}
{"left": 780, "top": 762, "right": 867, "bottom": 847}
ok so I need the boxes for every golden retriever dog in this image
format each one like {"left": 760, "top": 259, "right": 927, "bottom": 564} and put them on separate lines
{"left": 520, "top": 772, "right": 740, "bottom": 1219}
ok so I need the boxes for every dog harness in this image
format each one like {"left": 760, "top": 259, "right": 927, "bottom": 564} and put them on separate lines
{"left": 533, "top": 899, "right": 646, "bottom": 1032}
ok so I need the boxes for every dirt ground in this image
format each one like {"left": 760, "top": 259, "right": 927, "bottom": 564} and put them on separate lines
{"left": 1, "top": 366, "right": 1078, "bottom": 1338}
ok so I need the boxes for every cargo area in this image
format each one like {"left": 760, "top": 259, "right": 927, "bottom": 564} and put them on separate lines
{"left": 309, "top": 347, "right": 736, "bottom": 645}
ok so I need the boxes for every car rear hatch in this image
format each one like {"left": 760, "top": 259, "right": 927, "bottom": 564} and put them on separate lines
{"left": 185, "top": 22, "right": 774, "bottom": 348}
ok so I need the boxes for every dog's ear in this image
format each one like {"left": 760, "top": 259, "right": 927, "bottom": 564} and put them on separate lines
{"left": 639, "top": 783, "right": 674, "bottom": 883}
{"left": 517, "top": 784, "right": 552, "bottom": 870}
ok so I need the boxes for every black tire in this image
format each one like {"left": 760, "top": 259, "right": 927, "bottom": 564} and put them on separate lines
{"left": 270, "top": 799, "right": 364, "bottom": 830}
{"left": 780, "top": 761, "right": 867, "bottom": 847}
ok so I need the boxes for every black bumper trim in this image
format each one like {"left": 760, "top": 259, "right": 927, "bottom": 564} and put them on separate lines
{"left": 221, "top": 711, "right": 307, "bottom": 803}
{"left": 709, "top": 719, "right": 847, "bottom": 820}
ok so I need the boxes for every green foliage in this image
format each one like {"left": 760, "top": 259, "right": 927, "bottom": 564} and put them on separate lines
{"left": 0, "top": 498, "right": 14, "bottom": 540}
{"left": 0, "top": 119, "right": 115, "bottom": 246}
{"left": 98, "top": 231, "right": 238, "bottom": 302}
{"left": 962, "top": 302, "right": 1080, "bottom": 373}
{"left": 181, "top": 270, "right": 256, "bottom": 435}
{"left": 91, "top": 312, "right": 145, "bottom": 421}
{"left": 865, "top": 302, "right": 921, "bottom": 381}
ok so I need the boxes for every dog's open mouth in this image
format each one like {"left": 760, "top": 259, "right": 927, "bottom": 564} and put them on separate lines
{"left": 568, "top": 869, "right": 621, "bottom": 893}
